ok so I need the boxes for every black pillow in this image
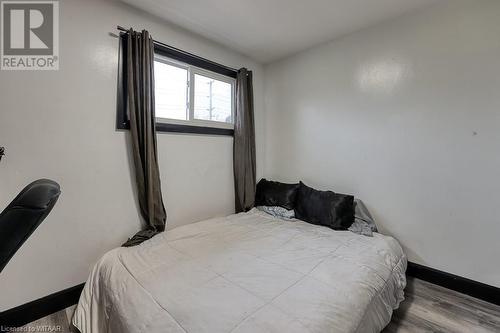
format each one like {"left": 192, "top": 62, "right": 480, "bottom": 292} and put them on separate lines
{"left": 295, "top": 182, "right": 354, "bottom": 230}
{"left": 255, "top": 179, "right": 300, "bottom": 210}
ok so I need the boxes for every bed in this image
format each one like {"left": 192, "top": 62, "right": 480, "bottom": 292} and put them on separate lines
{"left": 72, "top": 208, "right": 406, "bottom": 333}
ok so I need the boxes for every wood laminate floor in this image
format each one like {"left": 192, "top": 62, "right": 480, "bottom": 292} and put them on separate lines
{"left": 383, "top": 278, "right": 500, "bottom": 333}
{"left": 17, "top": 277, "right": 500, "bottom": 333}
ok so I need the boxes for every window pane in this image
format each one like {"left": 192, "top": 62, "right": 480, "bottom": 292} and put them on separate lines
{"left": 154, "top": 61, "right": 188, "bottom": 120}
{"left": 194, "top": 74, "right": 232, "bottom": 123}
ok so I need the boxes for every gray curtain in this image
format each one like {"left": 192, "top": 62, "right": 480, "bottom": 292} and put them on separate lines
{"left": 123, "top": 29, "right": 166, "bottom": 247}
{"left": 233, "top": 68, "right": 256, "bottom": 213}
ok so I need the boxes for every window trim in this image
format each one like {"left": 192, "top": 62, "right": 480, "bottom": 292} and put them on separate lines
{"left": 116, "top": 33, "right": 237, "bottom": 136}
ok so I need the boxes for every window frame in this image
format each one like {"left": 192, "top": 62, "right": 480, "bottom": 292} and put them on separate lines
{"left": 154, "top": 54, "right": 236, "bottom": 130}
{"left": 117, "top": 33, "right": 238, "bottom": 136}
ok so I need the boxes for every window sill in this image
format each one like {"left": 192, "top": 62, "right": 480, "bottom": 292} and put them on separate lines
{"left": 156, "top": 123, "right": 234, "bottom": 136}
{"left": 117, "top": 121, "right": 234, "bottom": 136}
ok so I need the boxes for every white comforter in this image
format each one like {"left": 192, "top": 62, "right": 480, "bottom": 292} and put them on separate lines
{"left": 73, "top": 209, "right": 406, "bottom": 333}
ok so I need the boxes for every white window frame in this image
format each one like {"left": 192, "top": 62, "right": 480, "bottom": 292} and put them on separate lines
{"left": 154, "top": 54, "right": 235, "bottom": 130}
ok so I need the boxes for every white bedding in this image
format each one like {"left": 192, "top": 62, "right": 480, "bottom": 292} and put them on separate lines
{"left": 73, "top": 209, "right": 406, "bottom": 333}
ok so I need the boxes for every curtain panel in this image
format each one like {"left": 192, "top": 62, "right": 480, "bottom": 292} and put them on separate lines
{"left": 233, "top": 68, "right": 256, "bottom": 213}
{"left": 122, "top": 29, "right": 166, "bottom": 246}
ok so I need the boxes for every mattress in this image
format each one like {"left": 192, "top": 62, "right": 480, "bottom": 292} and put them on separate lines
{"left": 73, "top": 209, "right": 406, "bottom": 333}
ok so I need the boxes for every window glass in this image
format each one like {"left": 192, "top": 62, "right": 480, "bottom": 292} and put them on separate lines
{"left": 194, "top": 74, "right": 233, "bottom": 124}
{"left": 154, "top": 61, "right": 188, "bottom": 120}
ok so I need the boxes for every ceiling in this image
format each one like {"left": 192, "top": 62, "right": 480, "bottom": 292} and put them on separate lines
{"left": 121, "top": 0, "right": 439, "bottom": 64}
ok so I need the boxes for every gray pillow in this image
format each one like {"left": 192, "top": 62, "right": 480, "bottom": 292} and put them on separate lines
{"left": 257, "top": 206, "right": 295, "bottom": 220}
{"left": 348, "top": 199, "right": 378, "bottom": 236}
{"left": 258, "top": 199, "right": 378, "bottom": 237}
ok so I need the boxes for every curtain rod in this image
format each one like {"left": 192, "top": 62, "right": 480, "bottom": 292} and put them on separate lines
{"left": 117, "top": 26, "right": 239, "bottom": 74}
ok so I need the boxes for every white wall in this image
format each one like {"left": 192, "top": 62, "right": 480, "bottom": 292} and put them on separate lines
{"left": 264, "top": 0, "right": 500, "bottom": 287}
{"left": 0, "top": 0, "right": 264, "bottom": 310}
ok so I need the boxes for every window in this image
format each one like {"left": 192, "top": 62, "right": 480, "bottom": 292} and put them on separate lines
{"left": 117, "top": 34, "right": 238, "bottom": 136}
{"left": 154, "top": 56, "right": 235, "bottom": 130}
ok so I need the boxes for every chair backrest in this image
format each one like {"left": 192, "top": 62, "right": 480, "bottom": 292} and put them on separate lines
{"left": 0, "top": 179, "right": 61, "bottom": 274}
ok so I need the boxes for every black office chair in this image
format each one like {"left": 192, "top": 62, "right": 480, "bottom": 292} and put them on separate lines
{"left": 0, "top": 179, "right": 61, "bottom": 274}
